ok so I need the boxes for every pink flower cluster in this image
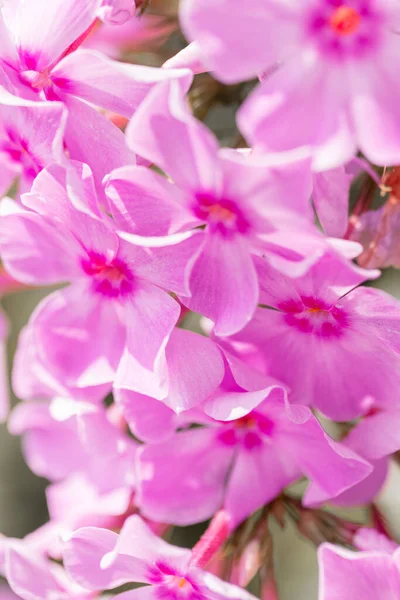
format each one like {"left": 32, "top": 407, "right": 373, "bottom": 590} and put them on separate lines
{"left": 0, "top": 0, "right": 400, "bottom": 597}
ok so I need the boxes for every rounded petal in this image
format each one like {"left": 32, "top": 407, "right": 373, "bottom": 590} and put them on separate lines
{"left": 318, "top": 544, "right": 400, "bottom": 599}
{"left": 181, "top": 233, "right": 259, "bottom": 336}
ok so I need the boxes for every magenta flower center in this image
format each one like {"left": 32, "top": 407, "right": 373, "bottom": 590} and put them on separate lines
{"left": 193, "top": 192, "right": 250, "bottom": 235}
{"left": 309, "top": 0, "right": 383, "bottom": 59}
{"left": 218, "top": 411, "right": 275, "bottom": 450}
{"left": 329, "top": 5, "right": 361, "bottom": 36}
{"left": 81, "top": 251, "right": 134, "bottom": 297}
{"left": 280, "top": 296, "right": 348, "bottom": 338}
{"left": 148, "top": 562, "right": 206, "bottom": 599}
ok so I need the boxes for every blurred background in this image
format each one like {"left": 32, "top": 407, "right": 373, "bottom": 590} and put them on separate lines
{"left": 1, "top": 1, "right": 400, "bottom": 597}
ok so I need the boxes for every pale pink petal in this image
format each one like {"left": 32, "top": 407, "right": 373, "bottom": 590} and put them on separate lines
{"left": 8, "top": 402, "right": 85, "bottom": 481}
{"left": 118, "top": 231, "right": 203, "bottom": 297}
{"left": 62, "top": 95, "right": 136, "bottom": 203}
{"left": 239, "top": 58, "right": 355, "bottom": 171}
{"left": 126, "top": 76, "right": 224, "bottom": 193}
{"left": 105, "top": 165, "right": 194, "bottom": 236}
{"left": 163, "top": 41, "right": 207, "bottom": 75}
{"left": 162, "top": 328, "right": 224, "bottom": 413}
{"left": 2, "top": 0, "right": 99, "bottom": 71}
{"left": 180, "top": 0, "right": 297, "bottom": 83}
{"left": 54, "top": 49, "right": 191, "bottom": 118}
{"left": 0, "top": 211, "right": 79, "bottom": 285}
{"left": 351, "top": 45, "right": 400, "bottom": 165}
{"left": 318, "top": 544, "right": 400, "bottom": 599}
{"left": 63, "top": 527, "right": 147, "bottom": 590}
{"left": 115, "top": 389, "right": 178, "bottom": 442}
{"left": 114, "top": 515, "right": 192, "bottom": 568}
{"left": 333, "top": 459, "right": 389, "bottom": 506}
{"left": 98, "top": 0, "right": 135, "bottom": 25}
{"left": 137, "top": 429, "right": 234, "bottom": 525}
{"left": 225, "top": 447, "right": 300, "bottom": 529}
{"left": 180, "top": 233, "right": 258, "bottom": 336}
{"left": 30, "top": 283, "right": 125, "bottom": 389}
{"left": 312, "top": 167, "right": 351, "bottom": 238}
{"left": 115, "top": 284, "right": 179, "bottom": 397}
{"left": 109, "top": 589, "right": 156, "bottom": 600}
{"left": 196, "top": 570, "right": 259, "bottom": 600}
{"left": 5, "top": 547, "right": 65, "bottom": 600}
{"left": 354, "top": 528, "right": 398, "bottom": 555}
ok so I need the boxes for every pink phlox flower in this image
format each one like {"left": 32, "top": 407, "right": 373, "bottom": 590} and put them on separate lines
{"left": 136, "top": 388, "right": 372, "bottom": 529}
{"left": 0, "top": 161, "right": 202, "bottom": 395}
{"left": 0, "top": 0, "right": 190, "bottom": 199}
{"left": 63, "top": 514, "right": 257, "bottom": 599}
{"left": 120, "top": 77, "right": 336, "bottom": 335}
{"left": 222, "top": 247, "right": 400, "bottom": 422}
{"left": 181, "top": 0, "right": 400, "bottom": 168}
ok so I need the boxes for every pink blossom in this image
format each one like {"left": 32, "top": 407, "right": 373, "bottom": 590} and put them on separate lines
{"left": 63, "top": 514, "right": 257, "bottom": 599}
{"left": 122, "top": 77, "right": 333, "bottom": 335}
{"left": 136, "top": 389, "right": 371, "bottom": 529}
{"left": 0, "top": 162, "right": 202, "bottom": 395}
{"left": 318, "top": 543, "right": 400, "bottom": 599}
{"left": 224, "top": 249, "right": 400, "bottom": 421}
{"left": 181, "top": 0, "right": 400, "bottom": 168}
{"left": 0, "top": 0, "right": 188, "bottom": 195}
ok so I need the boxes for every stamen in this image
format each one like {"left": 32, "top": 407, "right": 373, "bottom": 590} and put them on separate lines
{"left": 329, "top": 6, "right": 361, "bottom": 36}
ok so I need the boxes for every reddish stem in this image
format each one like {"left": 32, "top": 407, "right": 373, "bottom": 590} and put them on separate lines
{"left": 191, "top": 510, "right": 231, "bottom": 569}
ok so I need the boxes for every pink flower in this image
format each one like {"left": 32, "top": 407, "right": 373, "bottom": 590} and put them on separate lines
{"left": 0, "top": 0, "right": 188, "bottom": 195}
{"left": 136, "top": 389, "right": 371, "bottom": 529}
{"left": 181, "top": 0, "right": 400, "bottom": 168}
{"left": 0, "top": 162, "right": 202, "bottom": 395}
{"left": 318, "top": 543, "right": 400, "bottom": 599}
{"left": 63, "top": 514, "right": 257, "bottom": 599}
{"left": 225, "top": 249, "right": 400, "bottom": 421}
{"left": 122, "top": 77, "right": 330, "bottom": 335}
